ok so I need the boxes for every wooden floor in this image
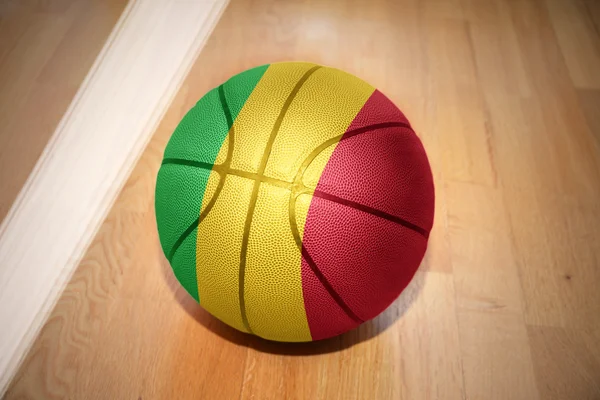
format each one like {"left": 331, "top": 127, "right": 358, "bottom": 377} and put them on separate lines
{"left": 0, "top": 0, "right": 128, "bottom": 223}
{"left": 5, "top": 0, "right": 600, "bottom": 398}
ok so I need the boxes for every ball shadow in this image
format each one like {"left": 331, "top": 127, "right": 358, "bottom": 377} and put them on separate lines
{"left": 159, "top": 243, "right": 427, "bottom": 355}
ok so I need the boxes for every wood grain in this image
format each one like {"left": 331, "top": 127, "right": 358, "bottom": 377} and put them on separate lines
{"left": 5, "top": 0, "right": 600, "bottom": 398}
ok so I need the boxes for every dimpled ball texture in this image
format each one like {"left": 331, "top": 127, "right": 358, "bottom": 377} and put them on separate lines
{"left": 155, "top": 62, "right": 434, "bottom": 342}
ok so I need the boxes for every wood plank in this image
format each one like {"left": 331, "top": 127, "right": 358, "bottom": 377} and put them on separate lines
{"left": 577, "top": 89, "right": 600, "bottom": 144}
{"left": 528, "top": 325, "right": 600, "bottom": 400}
{"left": 425, "top": 18, "right": 496, "bottom": 186}
{"left": 0, "top": 5, "right": 78, "bottom": 221}
{"left": 462, "top": 0, "right": 531, "bottom": 98}
{"left": 546, "top": 0, "right": 600, "bottom": 89}
{"left": 446, "top": 182, "right": 539, "bottom": 400}
{"left": 584, "top": 1, "right": 600, "bottom": 35}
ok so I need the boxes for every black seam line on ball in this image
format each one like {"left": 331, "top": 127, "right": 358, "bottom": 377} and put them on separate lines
{"left": 312, "top": 190, "right": 429, "bottom": 238}
{"left": 198, "top": 84, "right": 236, "bottom": 230}
{"left": 238, "top": 65, "right": 323, "bottom": 334}
{"left": 218, "top": 84, "right": 233, "bottom": 128}
{"left": 167, "top": 215, "right": 199, "bottom": 263}
{"left": 165, "top": 84, "right": 234, "bottom": 264}
{"left": 162, "top": 158, "right": 214, "bottom": 170}
{"left": 300, "top": 244, "right": 364, "bottom": 323}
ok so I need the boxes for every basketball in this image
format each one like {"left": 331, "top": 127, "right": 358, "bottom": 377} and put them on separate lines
{"left": 155, "top": 62, "right": 434, "bottom": 342}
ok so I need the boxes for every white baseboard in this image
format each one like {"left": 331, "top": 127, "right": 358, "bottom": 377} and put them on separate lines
{"left": 0, "top": 0, "right": 228, "bottom": 393}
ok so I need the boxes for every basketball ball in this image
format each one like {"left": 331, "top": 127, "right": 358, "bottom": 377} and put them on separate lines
{"left": 155, "top": 62, "right": 434, "bottom": 342}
